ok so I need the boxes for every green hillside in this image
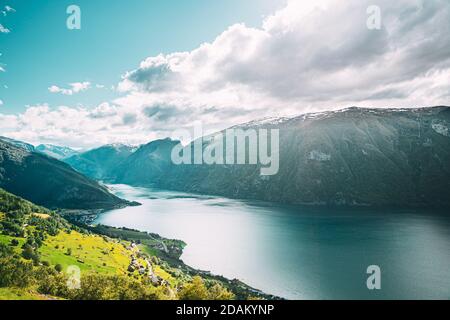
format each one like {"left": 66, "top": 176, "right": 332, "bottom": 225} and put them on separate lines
{"left": 0, "top": 139, "right": 129, "bottom": 210}
{"left": 0, "top": 188, "right": 269, "bottom": 300}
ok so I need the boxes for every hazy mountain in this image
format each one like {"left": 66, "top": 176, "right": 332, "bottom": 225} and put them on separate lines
{"left": 0, "top": 136, "right": 35, "bottom": 152}
{"left": 111, "top": 107, "right": 450, "bottom": 208}
{"left": 113, "top": 139, "right": 178, "bottom": 185}
{"left": 64, "top": 144, "right": 137, "bottom": 181}
{"left": 35, "top": 144, "right": 79, "bottom": 160}
{"left": 0, "top": 139, "right": 131, "bottom": 209}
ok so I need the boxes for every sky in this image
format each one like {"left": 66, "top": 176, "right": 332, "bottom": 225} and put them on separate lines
{"left": 0, "top": 0, "right": 449, "bottom": 149}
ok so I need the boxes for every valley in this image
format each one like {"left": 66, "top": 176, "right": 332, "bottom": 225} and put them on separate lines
{"left": 1, "top": 106, "right": 450, "bottom": 300}
{"left": 64, "top": 106, "right": 450, "bottom": 208}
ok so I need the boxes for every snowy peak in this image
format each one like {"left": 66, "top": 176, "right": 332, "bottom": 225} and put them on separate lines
{"left": 35, "top": 144, "right": 79, "bottom": 160}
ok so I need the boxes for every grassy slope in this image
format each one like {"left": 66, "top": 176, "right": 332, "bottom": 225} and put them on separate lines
{"left": 0, "top": 188, "right": 272, "bottom": 300}
{"left": 0, "top": 234, "right": 25, "bottom": 253}
{"left": 40, "top": 231, "right": 131, "bottom": 274}
{"left": 0, "top": 288, "right": 44, "bottom": 300}
{"left": 1, "top": 226, "right": 178, "bottom": 300}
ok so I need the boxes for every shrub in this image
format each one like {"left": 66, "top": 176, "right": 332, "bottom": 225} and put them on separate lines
{"left": 55, "top": 264, "right": 63, "bottom": 273}
{"left": 208, "top": 283, "right": 235, "bottom": 300}
{"left": 178, "top": 276, "right": 209, "bottom": 300}
{"left": 0, "top": 257, "right": 34, "bottom": 288}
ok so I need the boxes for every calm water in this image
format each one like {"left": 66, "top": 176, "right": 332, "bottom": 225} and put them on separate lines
{"left": 96, "top": 184, "right": 450, "bottom": 300}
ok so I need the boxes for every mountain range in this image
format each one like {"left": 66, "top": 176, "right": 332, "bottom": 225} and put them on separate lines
{"left": 158, "top": 106, "right": 450, "bottom": 207}
{"left": 64, "top": 106, "right": 450, "bottom": 208}
{"left": 0, "top": 139, "right": 130, "bottom": 209}
{"left": 35, "top": 144, "right": 79, "bottom": 160}
{"left": 64, "top": 144, "right": 137, "bottom": 180}
{"left": 0, "top": 137, "right": 79, "bottom": 160}
{"left": 2, "top": 106, "right": 450, "bottom": 209}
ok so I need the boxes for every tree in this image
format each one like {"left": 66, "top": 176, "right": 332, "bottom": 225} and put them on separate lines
{"left": 0, "top": 257, "right": 34, "bottom": 287}
{"left": 22, "top": 244, "right": 39, "bottom": 262}
{"left": 10, "top": 239, "right": 19, "bottom": 246}
{"left": 208, "top": 283, "right": 235, "bottom": 300}
{"left": 178, "top": 276, "right": 209, "bottom": 300}
{"left": 55, "top": 264, "right": 63, "bottom": 273}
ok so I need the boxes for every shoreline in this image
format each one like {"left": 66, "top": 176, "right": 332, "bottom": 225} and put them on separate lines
{"left": 61, "top": 209, "right": 281, "bottom": 300}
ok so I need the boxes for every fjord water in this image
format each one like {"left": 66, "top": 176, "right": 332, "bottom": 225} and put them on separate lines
{"left": 96, "top": 184, "right": 450, "bottom": 300}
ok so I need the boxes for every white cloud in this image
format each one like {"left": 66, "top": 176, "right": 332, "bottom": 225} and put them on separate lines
{"left": 0, "top": 24, "right": 11, "bottom": 33}
{"left": 120, "top": 0, "right": 450, "bottom": 116}
{"left": 0, "top": 99, "right": 3, "bottom": 106}
{"left": 0, "top": 66, "right": 5, "bottom": 72}
{"left": 5, "top": 6, "right": 16, "bottom": 13}
{"left": 1, "top": 5, "right": 15, "bottom": 17}
{"left": 1, "top": 0, "right": 450, "bottom": 149}
{"left": 48, "top": 82, "right": 91, "bottom": 95}
{"left": 0, "top": 103, "right": 158, "bottom": 149}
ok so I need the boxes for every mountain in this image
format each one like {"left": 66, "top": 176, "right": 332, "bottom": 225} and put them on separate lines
{"left": 111, "top": 106, "right": 450, "bottom": 208}
{"left": 112, "top": 139, "right": 179, "bottom": 185}
{"left": 0, "top": 136, "right": 35, "bottom": 152}
{"left": 64, "top": 144, "right": 137, "bottom": 181}
{"left": 0, "top": 139, "right": 130, "bottom": 209}
{"left": 35, "top": 144, "right": 78, "bottom": 160}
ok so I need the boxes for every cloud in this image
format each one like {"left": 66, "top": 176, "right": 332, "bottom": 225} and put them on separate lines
{"left": 0, "top": 24, "right": 11, "bottom": 33}
{"left": 1, "top": 0, "right": 450, "bottom": 149}
{"left": 0, "top": 101, "right": 187, "bottom": 148}
{"left": 48, "top": 82, "right": 91, "bottom": 95}
{"left": 120, "top": 0, "right": 450, "bottom": 116}
{"left": 1, "top": 5, "right": 15, "bottom": 17}
{"left": 0, "top": 66, "right": 5, "bottom": 72}
{"left": 0, "top": 99, "right": 3, "bottom": 106}
{"left": 5, "top": 6, "right": 15, "bottom": 13}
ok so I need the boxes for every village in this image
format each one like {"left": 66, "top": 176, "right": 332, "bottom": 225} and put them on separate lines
{"left": 126, "top": 241, "right": 168, "bottom": 288}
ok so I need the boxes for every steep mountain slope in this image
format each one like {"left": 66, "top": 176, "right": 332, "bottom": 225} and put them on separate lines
{"left": 164, "top": 107, "right": 450, "bottom": 207}
{"left": 110, "top": 107, "right": 450, "bottom": 208}
{"left": 64, "top": 144, "right": 137, "bottom": 181}
{"left": 113, "top": 139, "right": 178, "bottom": 185}
{"left": 0, "top": 140, "right": 129, "bottom": 209}
{"left": 35, "top": 144, "right": 78, "bottom": 160}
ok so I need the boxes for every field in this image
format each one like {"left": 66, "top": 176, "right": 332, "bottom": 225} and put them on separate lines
{"left": 39, "top": 231, "right": 133, "bottom": 274}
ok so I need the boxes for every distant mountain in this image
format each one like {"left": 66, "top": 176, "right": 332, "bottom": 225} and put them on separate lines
{"left": 108, "top": 107, "right": 450, "bottom": 208}
{"left": 0, "top": 136, "right": 35, "bottom": 152}
{"left": 64, "top": 144, "right": 137, "bottom": 181}
{"left": 35, "top": 144, "right": 78, "bottom": 160}
{"left": 0, "top": 139, "right": 131, "bottom": 209}
{"left": 112, "top": 139, "right": 179, "bottom": 185}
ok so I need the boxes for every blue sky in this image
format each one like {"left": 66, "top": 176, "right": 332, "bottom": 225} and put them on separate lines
{"left": 0, "top": 0, "right": 448, "bottom": 148}
{"left": 0, "top": 0, "right": 285, "bottom": 114}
